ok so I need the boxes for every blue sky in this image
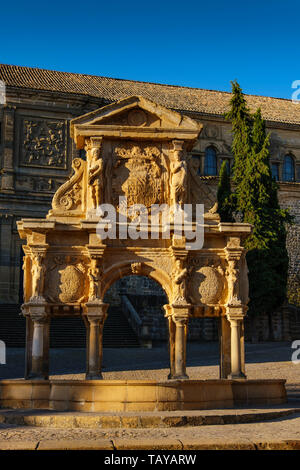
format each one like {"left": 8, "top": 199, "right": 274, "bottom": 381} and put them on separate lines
{"left": 1, "top": 0, "right": 299, "bottom": 99}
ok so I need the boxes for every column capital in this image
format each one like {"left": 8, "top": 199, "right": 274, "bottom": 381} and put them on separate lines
{"left": 172, "top": 314, "right": 189, "bottom": 327}
{"left": 226, "top": 303, "right": 247, "bottom": 321}
{"left": 30, "top": 313, "right": 49, "bottom": 324}
{"left": 83, "top": 300, "right": 109, "bottom": 321}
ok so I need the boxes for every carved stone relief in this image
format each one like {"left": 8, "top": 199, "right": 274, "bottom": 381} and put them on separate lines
{"left": 44, "top": 256, "right": 87, "bottom": 304}
{"left": 15, "top": 176, "right": 63, "bottom": 193}
{"left": 49, "top": 158, "right": 86, "bottom": 216}
{"left": 111, "top": 142, "right": 165, "bottom": 210}
{"left": 189, "top": 264, "right": 224, "bottom": 305}
{"left": 20, "top": 118, "right": 66, "bottom": 168}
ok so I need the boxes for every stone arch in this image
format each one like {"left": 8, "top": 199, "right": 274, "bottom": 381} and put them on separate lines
{"left": 101, "top": 261, "right": 172, "bottom": 303}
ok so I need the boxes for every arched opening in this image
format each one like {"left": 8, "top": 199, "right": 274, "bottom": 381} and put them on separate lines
{"left": 103, "top": 275, "right": 168, "bottom": 349}
{"left": 283, "top": 154, "right": 295, "bottom": 181}
{"left": 204, "top": 146, "right": 217, "bottom": 176}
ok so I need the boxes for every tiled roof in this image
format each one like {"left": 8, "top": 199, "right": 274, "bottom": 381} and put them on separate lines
{"left": 1, "top": 64, "right": 300, "bottom": 125}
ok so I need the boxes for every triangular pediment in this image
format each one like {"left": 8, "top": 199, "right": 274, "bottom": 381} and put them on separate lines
{"left": 71, "top": 96, "right": 202, "bottom": 148}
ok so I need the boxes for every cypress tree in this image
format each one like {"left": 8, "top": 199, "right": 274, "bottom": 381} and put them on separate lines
{"left": 226, "top": 82, "right": 292, "bottom": 331}
{"left": 217, "top": 160, "right": 234, "bottom": 222}
{"left": 225, "top": 80, "right": 253, "bottom": 191}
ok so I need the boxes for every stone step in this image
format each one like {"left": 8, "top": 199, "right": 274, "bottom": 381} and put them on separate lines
{"left": 0, "top": 406, "right": 299, "bottom": 428}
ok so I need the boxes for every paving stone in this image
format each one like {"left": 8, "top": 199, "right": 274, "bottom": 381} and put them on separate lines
{"left": 37, "top": 439, "right": 114, "bottom": 450}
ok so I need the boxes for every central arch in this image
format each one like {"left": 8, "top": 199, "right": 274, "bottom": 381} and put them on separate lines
{"left": 101, "top": 262, "right": 172, "bottom": 303}
{"left": 104, "top": 274, "right": 168, "bottom": 349}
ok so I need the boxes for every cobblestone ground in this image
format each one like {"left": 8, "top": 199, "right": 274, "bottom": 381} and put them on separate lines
{"left": 0, "top": 342, "right": 300, "bottom": 446}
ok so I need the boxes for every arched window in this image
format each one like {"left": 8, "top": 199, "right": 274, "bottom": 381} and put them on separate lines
{"left": 204, "top": 146, "right": 217, "bottom": 176}
{"left": 271, "top": 163, "right": 279, "bottom": 181}
{"left": 282, "top": 155, "right": 295, "bottom": 182}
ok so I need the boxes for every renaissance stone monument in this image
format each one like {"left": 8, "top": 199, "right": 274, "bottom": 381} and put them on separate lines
{"left": 0, "top": 96, "right": 286, "bottom": 411}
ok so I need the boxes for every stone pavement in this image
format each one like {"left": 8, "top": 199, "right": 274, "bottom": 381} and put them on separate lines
{"left": 0, "top": 342, "right": 300, "bottom": 449}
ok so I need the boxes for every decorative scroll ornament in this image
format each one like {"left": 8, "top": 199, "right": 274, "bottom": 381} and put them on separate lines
{"left": 48, "top": 158, "right": 86, "bottom": 217}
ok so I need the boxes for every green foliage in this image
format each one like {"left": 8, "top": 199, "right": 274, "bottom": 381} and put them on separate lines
{"left": 225, "top": 81, "right": 253, "bottom": 189}
{"left": 217, "top": 160, "right": 234, "bottom": 222}
{"left": 226, "top": 81, "right": 293, "bottom": 317}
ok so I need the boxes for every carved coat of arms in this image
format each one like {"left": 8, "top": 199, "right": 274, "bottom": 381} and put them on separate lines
{"left": 112, "top": 143, "right": 165, "bottom": 209}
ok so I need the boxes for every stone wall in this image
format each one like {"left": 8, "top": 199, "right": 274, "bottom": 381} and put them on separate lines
{"left": 280, "top": 195, "right": 300, "bottom": 307}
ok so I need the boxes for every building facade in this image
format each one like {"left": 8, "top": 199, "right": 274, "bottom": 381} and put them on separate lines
{"left": 0, "top": 64, "right": 299, "bottom": 343}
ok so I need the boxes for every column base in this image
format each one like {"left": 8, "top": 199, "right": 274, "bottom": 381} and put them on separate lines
{"left": 168, "top": 374, "right": 189, "bottom": 380}
{"left": 228, "top": 372, "right": 247, "bottom": 380}
{"left": 85, "top": 373, "right": 103, "bottom": 380}
{"left": 26, "top": 373, "right": 47, "bottom": 381}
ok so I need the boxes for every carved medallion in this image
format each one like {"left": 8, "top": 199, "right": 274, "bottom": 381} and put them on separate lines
{"left": 127, "top": 109, "right": 147, "bottom": 127}
{"left": 44, "top": 256, "right": 87, "bottom": 304}
{"left": 190, "top": 266, "right": 223, "bottom": 305}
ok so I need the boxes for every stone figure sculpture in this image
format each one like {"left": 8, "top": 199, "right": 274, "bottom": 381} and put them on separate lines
{"left": 88, "top": 259, "right": 103, "bottom": 300}
{"left": 170, "top": 142, "right": 187, "bottom": 208}
{"left": 172, "top": 258, "right": 188, "bottom": 303}
{"left": 88, "top": 147, "right": 104, "bottom": 209}
{"left": 31, "top": 254, "right": 46, "bottom": 300}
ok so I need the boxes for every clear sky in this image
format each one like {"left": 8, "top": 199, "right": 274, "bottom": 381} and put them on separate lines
{"left": 1, "top": 0, "right": 299, "bottom": 99}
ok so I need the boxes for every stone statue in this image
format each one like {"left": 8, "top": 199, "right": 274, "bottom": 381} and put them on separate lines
{"left": 88, "top": 147, "right": 104, "bottom": 209}
{"left": 172, "top": 258, "right": 188, "bottom": 303}
{"left": 170, "top": 147, "right": 187, "bottom": 208}
{"left": 88, "top": 259, "right": 102, "bottom": 300}
{"left": 31, "top": 254, "right": 46, "bottom": 300}
{"left": 226, "top": 259, "right": 240, "bottom": 304}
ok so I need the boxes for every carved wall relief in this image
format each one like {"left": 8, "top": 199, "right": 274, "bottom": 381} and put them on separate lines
{"left": 20, "top": 118, "right": 66, "bottom": 168}
{"left": 44, "top": 256, "right": 87, "bottom": 304}
{"left": 15, "top": 176, "right": 63, "bottom": 193}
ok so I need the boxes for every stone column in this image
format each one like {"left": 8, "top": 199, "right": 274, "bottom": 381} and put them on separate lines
{"left": 164, "top": 305, "right": 176, "bottom": 379}
{"left": 84, "top": 301, "right": 108, "bottom": 380}
{"left": 227, "top": 314, "right": 246, "bottom": 379}
{"left": 26, "top": 305, "right": 49, "bottom": 380}
{"left": 173, "top": 313, "right": 189, "bottom": 379}
{"left": 219, "top": 316, "right": 231, "bottom": 379}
